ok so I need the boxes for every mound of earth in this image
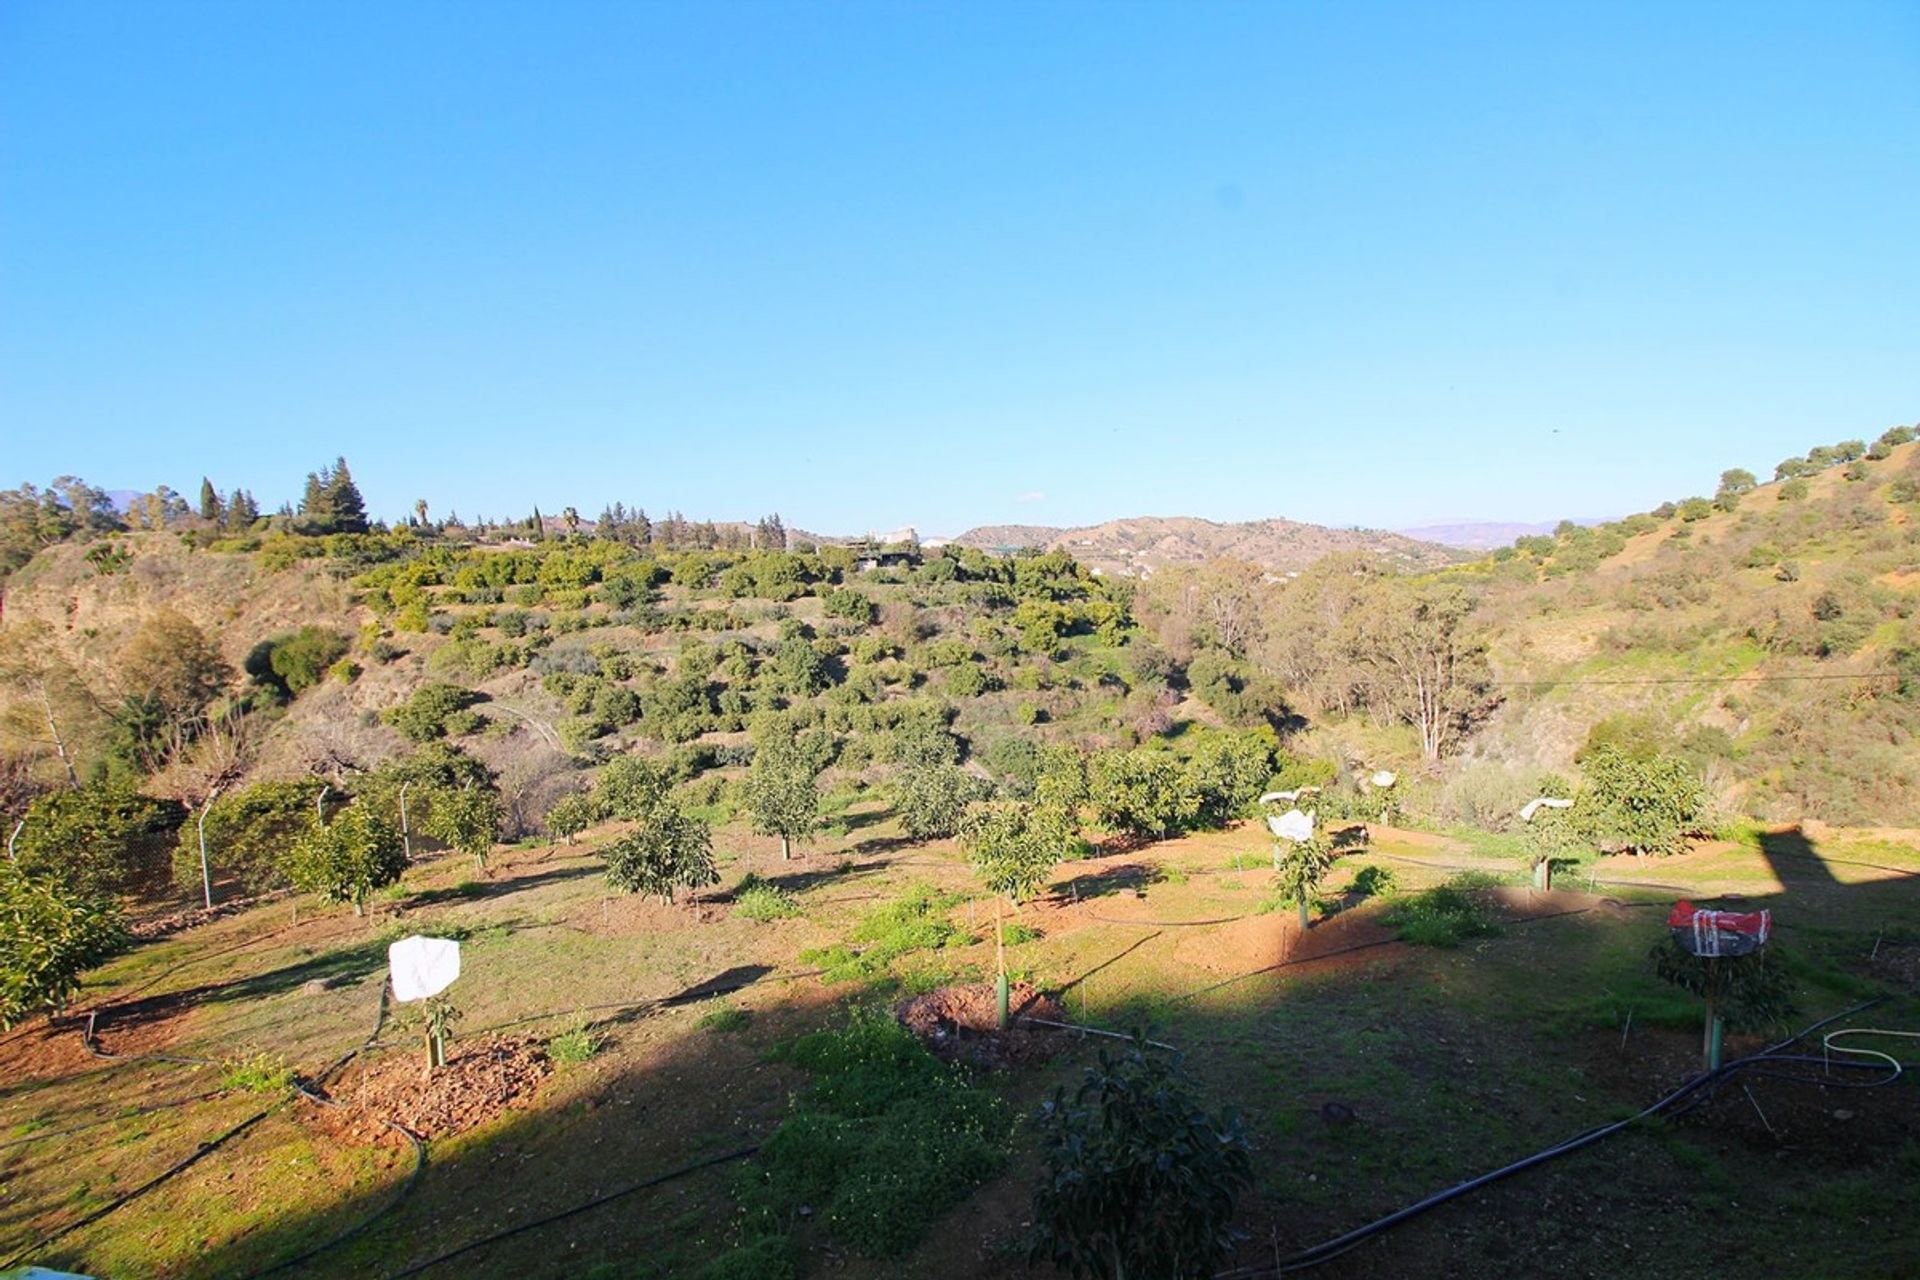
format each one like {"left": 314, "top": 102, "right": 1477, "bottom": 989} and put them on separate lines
{"left": 346, "top": 1034, "right": 551, "bottom": 1139}
{"left": 896, "top": 982, "right": 1065, "bottom": 1067}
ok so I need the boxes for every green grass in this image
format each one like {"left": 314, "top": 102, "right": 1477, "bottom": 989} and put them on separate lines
{"left": 732, "top": 875, "right": 800, "bottom": 921}
{"left": 800, "top": 882, "right": 970, "bottom": 985}
{"left": 548, "top": 1022, "right": 605, "bottom": 1064}
{"left": 698, "top": 1004, "right": 751, "bottom": 1034}
{"left": 220, "top": 1052, "right": 296, "bottom": 1093}
{"left": 1381, "top": 883, "right": 1502, "bottom": 948}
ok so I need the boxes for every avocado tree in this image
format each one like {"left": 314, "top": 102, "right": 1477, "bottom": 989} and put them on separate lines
{"left": 602, "top": 802, "right": 718, "bottom": 907}
{"left": 1574, "top": 746, "right": 1708, "bottom": 856}
{"left": 961, "top": 800, "right": 1061, "bottom": 1028}
{"left": 543, "top": 791, "right": 600, "bottom": 845}
{"left": 0, "top": 863, "right": 128, "bottom": 1028}
{"left": 893, "top": 763, "right": 990, "bottom": 841}
{"left": 745, "top": 737, "right": 822, "bottom": 861}
{"left": 283, "top": 804, "right": 407, "bottom": 916}
{"left": 1030, "top": 1036, "right": 1253, "bottom": 1280}
{"left": 420, "top": 784, "right": 500, "bottom": 873}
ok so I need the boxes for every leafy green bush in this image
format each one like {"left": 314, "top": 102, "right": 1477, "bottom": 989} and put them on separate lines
{"left": 381, "top": 682, "right": 484, "bottom": 743}
{"left": 1349, "top": 864, "right": 1398, "bottom": 898}
{"left": 0, "top": 864, "right": 127, "bottom": 1028}
{"left": 1383, "top": 883, "right": 1502, "bottom": 947}
{"left": 1030, "top": 1036, "right": 1252, "bottom": 1280}
{"left": 548, "top": 1022, "right": 605, "bottom": 1064}
{"left": 1649, "top": 935, "right": 1798, "bottom": 1033}
{"left": 283, "top": 804, "right": 407, "bottom": 915}
{"left": 732, "top": 874, "right": 800, "bottom": 921}
{"left": 172, "top": 779, "right": 322, "bottom": 894}
{"left": 246, "top": 625, "right": 349, "bottom": 697}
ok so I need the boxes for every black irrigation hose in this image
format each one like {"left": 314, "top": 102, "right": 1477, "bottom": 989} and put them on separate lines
{"left": 1216, "top": 998, "right": 1894, "bottom": 1278}
{"left": 0, "top": 1090, "right": 225, "bottom": 1152}
{"left": 379, "top": 1146, "right": 762, "bottom": 1279}
{"left": 456, "top": 967, "right": 829, "bottom": 1041}
{"left": 0, "top": 1103, "right": 281, "bottom": 1271}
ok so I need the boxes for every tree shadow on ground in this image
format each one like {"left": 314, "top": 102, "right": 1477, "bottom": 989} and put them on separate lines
{"left": 403, "top": 861, "right": 601, "bottom": 907}
{"left": 1054, "top": 862, "right": 1158, "bottom": 902}
{"left": 11, "top": 829, "right": 1918, "bottom": 1280}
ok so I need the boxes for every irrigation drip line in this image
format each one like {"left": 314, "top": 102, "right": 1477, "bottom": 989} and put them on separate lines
{"left": 0, "top": 1090, "right": 224, "bottom": 1152}
{"left": 1083, "top": 909, "right": 1253, "bottom": 928}
{"left": 379, "top": 1146, "right": 762, "bottom": 1278}
{"left": 1214, "top": 998, "right": 1895, "bottom": 1278}
{"left": 0, "top": 1102, "right": 281, "bottom": 1271}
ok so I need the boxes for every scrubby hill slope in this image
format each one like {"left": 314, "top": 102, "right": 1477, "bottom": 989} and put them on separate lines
{"left": 954, "top": 514, "right": 1460, "bottom": 576}
{"left": 1459, "top": 436, "right": 1920, "bottom": 822}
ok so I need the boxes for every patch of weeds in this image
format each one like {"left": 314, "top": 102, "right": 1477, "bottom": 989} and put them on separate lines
{"left": 720, "top": 1010, "right": 1011, "bottom": 1262}
{"left": 733, "top": 874, "right": 800, "bottom": 922}
{"left": 1002, "top": 921, "right": 1042, "bottom": 946}
{"left": 800, "top": 882, "right": 968, "bottom": 985}
{"left": 221, "top": 1052, "right": 295, "bottom": 1094}
{"left": 1349, "top": 864, "right": 1399, "bottom": 898}
{"left": 1158, "top": 865, "right": 1190, "bottom": 886}
{"left": 548, "top": 1020, "right": 605, "bottom": 1065}
{"left": 1253, "top": 891, "right": 1293, "bottom": 916}
{"left": 10, "top": 1116, "right": 53, "bottom": 1138}
{"left": 897, "top": 961, "right": 985, "bottom": 997}
{"left": 1217, "top": 877, "right": 1245, "bottom": 891}
{"left": 1382, "top": 885, "right": 1501, "bottom": 948}
{"left": 690, "top": 1235, "right": 802, "bottom": 1280}
{"left": 699, "top": 1003, "right": 751, "bottom": 1034}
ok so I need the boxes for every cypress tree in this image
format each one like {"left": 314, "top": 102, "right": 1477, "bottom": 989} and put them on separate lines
{"left": 198, "top": 478, "right": 223, "bottom": 523}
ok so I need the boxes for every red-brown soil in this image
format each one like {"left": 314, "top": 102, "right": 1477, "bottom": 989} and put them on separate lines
{"left": 896, "top": 981, "right": 1066, "bottom": 1067}
{"left": 341, "top": 1034, "right": 551, "bottom": 1139}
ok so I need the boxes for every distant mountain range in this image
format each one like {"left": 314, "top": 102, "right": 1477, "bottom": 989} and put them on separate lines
{"left": 1393, "top": 518, "right": 1610, "bottom": 551}
{"left": 950, "top": 515, "right": 1461, "bottom": 577}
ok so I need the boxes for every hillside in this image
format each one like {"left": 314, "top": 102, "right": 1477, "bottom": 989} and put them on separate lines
{"left": 1396, "top": 519, "right": 1608, "bottom": 550}
{"left": 953, "top": 514, "right": 1460, "bottom": 576}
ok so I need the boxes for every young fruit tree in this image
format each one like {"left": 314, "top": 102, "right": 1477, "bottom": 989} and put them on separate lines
{"left": 1030, "top": 1036, "right": 1253, "bottom": 1280}
{"left": 961, "top": 800, "right": 1061, "bottom": 1028}
{"left": 543, "top": 791, "right": 600, "bottom": 845}
{"left": 1270, "top": 810, "right": 1335, "bottom": 932}
{"left": 421, "top": 784, "right": 501, "bottom": 873}
{"left": 282, "top": 804, "right": 407, "bottom": 916}
{"left": 745, "top": 738, "right": 822, "bottom": 861}
{"left": 602, "top": 802, "right": 718, "bottom": 906}
{"left": 1575, "top": 746, "right": 1708, "bottom": 856}
{"left": 0, "top": 863, "right": 128, "bottom": 1028}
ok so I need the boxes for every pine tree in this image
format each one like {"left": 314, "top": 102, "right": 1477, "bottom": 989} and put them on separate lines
{"left": 228, "top": 490, "right": 259, "bottom": 527}
{"left": 321, "top": 458, "right": 368, "bottom": 534}
{"left": 633, "top": 508, "right": 652, "bottom": 545}
{"left": 299, "top": 471, "right": 327, "bottom": 526}
{"left": 198, "top": 478, "right": 222, "bottom": 524}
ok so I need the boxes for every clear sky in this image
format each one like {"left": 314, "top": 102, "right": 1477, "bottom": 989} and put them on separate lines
{"left": 2, "top": 2, "right": 1915, "bottom": 536}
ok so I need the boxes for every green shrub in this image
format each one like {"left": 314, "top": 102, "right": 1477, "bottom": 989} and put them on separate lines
{"left": 548, "top": 1022, "right": 605, "bottom": 1064}
{"left": 1383, "top": 883, "right": 1501, "bottom": 948}
{"left": 1349, "top": 864, "right": 1398, "bottom": 898}
{"left": 699, "top": 1004, "right": 751, "bottom": 1033}
{"left": 733, "top": 874, "right": 800, "bottom": 921}
{"left": 221, "top": 1052, "right": 295, "bottom": 1093}
{"left": 382, "top": 682, "right": 484, "bottom": 743}
{"left": 1030, "top": 1036, "right": 1253, "bottom": 1280}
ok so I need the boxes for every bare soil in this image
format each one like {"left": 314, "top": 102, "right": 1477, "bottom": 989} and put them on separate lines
{"left": 341, "top": 1035, "right": 551, "bottom": 1139}
{"left": 896, "top": 981, "right": 1066, "bottom": 1067}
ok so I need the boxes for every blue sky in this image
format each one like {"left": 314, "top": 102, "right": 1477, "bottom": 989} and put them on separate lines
{"left": 2, "top": 2, "right": 1915, "bottom": 536}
